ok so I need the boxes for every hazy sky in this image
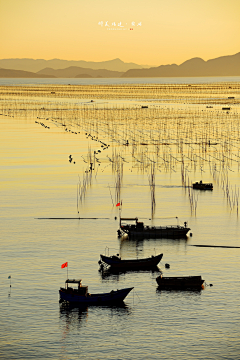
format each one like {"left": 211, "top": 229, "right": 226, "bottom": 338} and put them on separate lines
{"left": 0, "top": 0, "right": 239, "bottom": 65}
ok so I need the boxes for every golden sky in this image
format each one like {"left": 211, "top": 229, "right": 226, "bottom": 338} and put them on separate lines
{"left": 0, "top": 0, "right": 240, "bottom": 66}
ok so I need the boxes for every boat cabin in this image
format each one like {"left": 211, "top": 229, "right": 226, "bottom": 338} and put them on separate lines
{"left": 64, "top": 279, "right": 88, "bottom": 296}
{"left": 120, "top": 217, "right": 138, "bottom": 225}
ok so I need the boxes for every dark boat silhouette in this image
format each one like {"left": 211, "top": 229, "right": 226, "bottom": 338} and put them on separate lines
{"left": 156, "top": 275, "right": 205, "bottom": 290}
{"left": 192, "top": 180, "right": 213, "bottom": 190}
{"left": 59, "top": 279, "right": 133, "bottom": 305}
{"left": 118, "top": 217, "right": 190, "bottom": 239}
{"left": 99, "top": 253, "right": 163, "bottom": 271}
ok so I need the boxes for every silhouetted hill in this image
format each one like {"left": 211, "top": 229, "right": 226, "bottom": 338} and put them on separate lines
{"left": 0, "top": 58, "right": 152, "bottom": 73}
{"left": 0, "top": 68, "right": 55, "bottom": 78}
{"left": 75, "top": 74, "right": 92, "bottom": 78}
{"left": 122, "top": 52, "right": 240, "bottom": 77}
{"left": 1, "top": 52, "right": 239, "bottom": 78}
{"left": 37, "top": 66, "right": 123, "bottom": 78}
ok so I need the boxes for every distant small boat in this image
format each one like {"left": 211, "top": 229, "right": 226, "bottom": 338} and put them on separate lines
{"left": 99, "top": 253, "right": 163, "bottom": 271}
{"left": 118, "top": 217, "right": 190, "bottom": 239}
{"left": 156, "top": 275, "right": 205, "bottom": 290}
{"left": 59, "top": 279, "right": 133, "bottom": 305}
{"left": 192, "top": 180, "right": 213, "bottom": 190}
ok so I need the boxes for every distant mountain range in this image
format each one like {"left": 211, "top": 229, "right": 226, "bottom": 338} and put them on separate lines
{"left": 0, "top": 53, "right": 239, "bottom": 78}
{"left": 0, "top": 58, "right": 151, "bottom": 73}
{"left": 122, "top": 52, "right": 240, "bottom": 77}
{"left": 0, "top": 68, "right": 55, "bottom": 78}
{"left": 36, "top": 66, "right": 123, "bottom": 78}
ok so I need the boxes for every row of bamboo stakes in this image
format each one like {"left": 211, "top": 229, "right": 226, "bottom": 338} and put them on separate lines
{"left": 1, "top": 83, "right": 240, "bottom": 215}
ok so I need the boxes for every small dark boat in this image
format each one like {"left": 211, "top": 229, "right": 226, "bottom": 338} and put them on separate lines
{"left": 118, "top": 217, "right": 190, "bottom": 239}
{"left": 99, "top": 253, "right": 163, "bottom": 271}
{"left": 156, "top": 275, "right": 205, "bottom": 290}
{"left": 192, "top": 180, "right": 213, "bottom": 190}
{"left": 59, "top": 279, "right": 133, "bottom": 305}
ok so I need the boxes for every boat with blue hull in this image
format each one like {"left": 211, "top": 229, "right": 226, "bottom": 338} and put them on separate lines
{"left": 59, "top": 279, "right": 133, "bottom": 305}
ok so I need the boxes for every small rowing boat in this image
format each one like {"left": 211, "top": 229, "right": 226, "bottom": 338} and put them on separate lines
{"left": 99, "top": 253, "right": 163, "bottom": 271}
{"left": 156, "top": 275, "right": 205, "bottom": 290}
{"left": 192, "top": 180, "right": 213, "bottom": 190}
{"left": 59, "top": 279, "right": 133, "bottom": 305}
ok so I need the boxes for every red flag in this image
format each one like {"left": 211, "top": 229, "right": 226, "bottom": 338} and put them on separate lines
{"left": 61, "top": 262, "right": 68, "bottom": 269}
{"left": 116, "top": 202, "right": 120, "bottom": 207}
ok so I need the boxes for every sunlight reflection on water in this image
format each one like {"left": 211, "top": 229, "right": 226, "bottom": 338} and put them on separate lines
{"left": 1, "top": 83, "right": 240, "bottom": 359}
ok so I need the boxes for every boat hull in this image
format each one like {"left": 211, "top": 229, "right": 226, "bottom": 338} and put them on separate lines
{"left": 121, "top": 227, "right": 190, "bottom": 239}
{"left": 100, "top": 253, "right": 163, "bottom": 270}
{"left": 156, "top": 276, "right": 204, "bottom": 290}
{"left": 59, "top": 287, "right": 133, "bottom": 305}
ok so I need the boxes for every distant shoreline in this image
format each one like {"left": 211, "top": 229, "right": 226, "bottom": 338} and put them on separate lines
{"left": 1, "top": 76, "right": 240, "bottom": 87}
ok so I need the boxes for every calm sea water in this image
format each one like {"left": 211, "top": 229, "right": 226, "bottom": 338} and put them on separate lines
{"left": 1, "top": 76, "right": 240, "bottom": 86}
{"left": 1, "top": 85, "right": 240, "bottom": 359}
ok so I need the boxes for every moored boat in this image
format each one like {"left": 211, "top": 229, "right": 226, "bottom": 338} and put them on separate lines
{"left": 59, "top": 279, "right": 133, "bottom": 305}
{"left": 192, "top": 180, "right": 213, "bottom": 190}
{"left": 99, "top": 253, "right": 163, "bottom": 271}
{"left": 118, "top": 217, "right": 190, "bottom": 239}
{"left": 156, "top": 275, "right": 205, "bottom": 290}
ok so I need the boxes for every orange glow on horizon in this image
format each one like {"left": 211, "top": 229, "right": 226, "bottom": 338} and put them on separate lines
{"left": 0, "top": 0, "right": 240, "bottom": 66}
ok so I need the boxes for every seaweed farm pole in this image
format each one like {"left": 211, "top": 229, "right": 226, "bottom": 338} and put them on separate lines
{"left": 77, "top": 183, "right": 79, "bottom": 213}
{"left": 149, "top": 163, "right": 156, "bottom": 218}
{"left": 108, "top": 184, "right": 114, "bottom": 207}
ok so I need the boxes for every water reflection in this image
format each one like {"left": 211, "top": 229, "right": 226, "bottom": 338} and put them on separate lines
{"left": 59, "top": 303, "right": 89, "bottom": 341}
{"left": 59, "top": 301, "right": 130, "bottom": 325}
{"left": 119, "top": 236, "right": 188, "bottom": 251}
{"left": 156, "top": 288, "right": 203, "bottom": 296}
{"left": 60, "top": 303, "right": 88, "bottom": 323}
{"left": 119, "top": 236, "right": 188, "bottom": 260}
{"left": 99, "top": 266, "right": 161, "bottom": 280}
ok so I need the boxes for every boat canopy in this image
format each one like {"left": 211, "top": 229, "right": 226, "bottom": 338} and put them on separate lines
{"left": 65, "top": 279, "right": 82, "bottom": 284}
{"left": 120, "top": 217, "right": 138, "bottom": 221}
{"left": 120, "top": 217, "right": 138, "bottom": 225}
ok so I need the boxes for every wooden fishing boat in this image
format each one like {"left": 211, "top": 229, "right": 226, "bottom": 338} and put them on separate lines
{"left": 192, "top": 180, "right": 213, "bottom": 190}
{"left": 156, "top": 275, "right": 205, "bottom": 290}
{"left": 118, "top": 217, "right": 190, "bottom": 239}
{"left": 59, "top": 279, "right": 133, "bottom": 305}
{"left": 99, "top": 253, "right": 163, "bottom": 271}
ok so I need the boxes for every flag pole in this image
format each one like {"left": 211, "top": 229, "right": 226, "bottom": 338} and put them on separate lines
{"left": 67, "top": 263, "right": 68, "bottom": 280}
